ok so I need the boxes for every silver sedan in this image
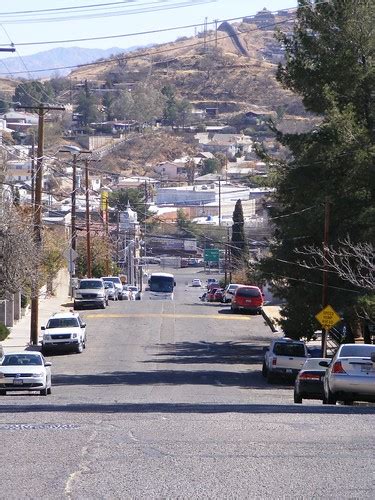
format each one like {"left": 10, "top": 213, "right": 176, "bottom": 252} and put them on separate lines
{"left": 322, "top": 343, "right": 375, "bottom": 405}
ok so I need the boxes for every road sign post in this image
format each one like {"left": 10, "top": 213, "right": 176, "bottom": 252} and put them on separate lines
{"left": 204, "top": 248, "right": 219, "bottom": 263}
{"left": 315, "top": 305, "right": 341, "bottom": 356}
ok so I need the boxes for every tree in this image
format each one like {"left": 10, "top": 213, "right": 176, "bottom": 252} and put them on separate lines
{"left": 0, "top": 201, "right": 39, "bottom": 299}
{"left": 231, "top": 200, "right": 247, "bottom": 263}
{"left": 131, "top": 82, "right": 164, "bottom": 125}
{"left": 201, "top": 158, "right": 222, "bottom": 175}
{"left": 109, "top": 188, "right": 151, "bottom": 224}
{"left": 258, "top": 0, "right": 375, "bottom": 338}
{"left": 108, "top": 90, "right": 133, "bottom": 121}
{"left": 13, "top": 80, "right": 55, "bottom": 107}
{"left": 76, "top": 90, "right": 103, "bottom": 126}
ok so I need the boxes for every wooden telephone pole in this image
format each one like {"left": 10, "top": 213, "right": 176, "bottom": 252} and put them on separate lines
{"left": 321, "top": 198, "right": 331, "bottom": 357}
{"left": 16, "top": 103, "right": 65, "bottom": 345}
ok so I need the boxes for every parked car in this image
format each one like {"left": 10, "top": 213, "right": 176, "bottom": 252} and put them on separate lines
{"left": 122, "top": 285, "right": 132, "bottom": 300}
{"left": 192, "top": 278, "right": 202, "bottom": 287}
{"left": 294, "top": 357, "right": 329, "bottom": 403}
{"left": 41, "top": 311, "right": 87, "bottom": 354}
{"left": 128, "top": 285, "right": 141, "bottom": 300}
{"left": 0, "top": 352, "right": 52, "bottom": 396}
{"left": 74, "top": 278, "right": 109, "bottom": 310}
{"left": 322, "top": 343, "right": 375, "bottom": 405}
{"left": 213, "top": 288, "right": 224, "bottom": 302}
{"left": 101, "top": 276, "right": 124, "bottom": 300}
{"left": 262, "top": 337, "right": 308, "bottom": 384}
{"left": 231, "top": 286, "right": 264, "bottom": 314}
{"left": 104, "top": 281, "right": 119, "bottom": 300}
{"left": 207, "top": 278, "right": 219, "bottom": 289}
{"left": 222, "top": 283, "right": 242, "bottom": 303}
{"left": 206, "top": 287, "right": 219, "bottom": 302}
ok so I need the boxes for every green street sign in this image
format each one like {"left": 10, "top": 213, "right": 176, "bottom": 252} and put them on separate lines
{"left": 204, "top": 248, "right": 220, "bottom": 262}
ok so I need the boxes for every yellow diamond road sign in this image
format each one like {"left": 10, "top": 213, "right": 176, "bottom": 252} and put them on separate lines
{"left": 315, "top": 305, "right": 341, "bottom": 330}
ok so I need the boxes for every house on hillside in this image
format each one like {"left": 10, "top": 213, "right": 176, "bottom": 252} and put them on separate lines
{"left": 2, "top": 110, "right": 38, "bottom": 133}
{"left": 154, "top": 160, "right": 189, "bottom": 182}
{"left": 195, "top": 133, "right": 253, "bottom": 157}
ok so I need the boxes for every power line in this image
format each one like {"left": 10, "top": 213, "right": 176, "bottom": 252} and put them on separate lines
{"left": 0, "top": 16, "right": 295, "bottom": 76}
{"left": 0, "top": 1, "right": 216, "bottom": 25}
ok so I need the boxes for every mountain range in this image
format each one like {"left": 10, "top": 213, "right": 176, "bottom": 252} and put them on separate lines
{"left": 0, "top": 46, "right": 133, "bottom": 78}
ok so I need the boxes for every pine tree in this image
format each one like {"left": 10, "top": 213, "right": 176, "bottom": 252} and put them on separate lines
{"left": 231, "top": 199, "right": 247, "bottom": 262}
{"left": 259, "top": 0, "right": 375, "bottom": 338}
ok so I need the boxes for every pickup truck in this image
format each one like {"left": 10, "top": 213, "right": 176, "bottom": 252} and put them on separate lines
{"left": 262, "top": 337, "right": 308, "bottom": 383}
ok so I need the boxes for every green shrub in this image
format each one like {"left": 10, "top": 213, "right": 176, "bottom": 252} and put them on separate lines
{"left": 0, "top": 323, "right": 10, "bottom": 342}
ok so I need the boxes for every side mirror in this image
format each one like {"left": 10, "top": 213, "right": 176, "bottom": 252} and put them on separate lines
{"left": 174, "top": 281, "right": 176, "bottom": 287}
{"left": 319, "top": 361, "right": 330, "bottom": 367}
{"left": 81, "top": 323, "right": 86, "bottom": 328}
{"left": 44, "top": 361, "right": 52, "bottom": 367}
{"left": 41, "top": 326, "right": 45, "bottom": 330}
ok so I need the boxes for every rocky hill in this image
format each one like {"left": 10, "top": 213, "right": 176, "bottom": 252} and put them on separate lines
{"left": 69, "top": 10, "right": 305, "bottom": 118}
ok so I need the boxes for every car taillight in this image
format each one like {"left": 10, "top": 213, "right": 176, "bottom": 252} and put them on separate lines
{"left": 332, "top": 361, "right": 346, "bottom": 374}
{"left": 272, "top": 358, "right": 277, "bottom": 366}
{"left": 299, "top": 372, "right": 321, "bottom": 380}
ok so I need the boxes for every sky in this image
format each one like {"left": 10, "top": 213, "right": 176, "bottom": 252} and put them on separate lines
{"left": 0, "top": 0, "right": 296, "bottom": 60}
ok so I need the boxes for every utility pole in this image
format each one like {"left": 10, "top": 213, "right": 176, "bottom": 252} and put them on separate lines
{"left": 321, "top": 198, "right": 331, "bottom": 357}
{"left": 218, "top": 177, "right": 222, "bottom": 226}
{"left": 16, "top": 103, "right": 64, "bottom": 345}
{"left": 71, "top": 153, "right": 78, "bottom": 253}
{"left": 105, "top": 196, "right": 110, "bottom": 275}
{"left": 84, "top": 158, "right": 92, "bottom": 278}
{"left": 215, "top": 19, "right": 218, "bottom": 48}
{"left": 30, "top": 134, "right": 35, "bottom": 207}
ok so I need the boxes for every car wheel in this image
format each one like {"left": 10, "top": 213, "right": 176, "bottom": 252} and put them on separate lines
{"left": 73, "top": 302, "right": 79, "bottom": 311}
{"left": 325, "top": 387, "right": 337, "bottom": 405}
{"left": 47, "top": 386, "right": 52, "bottom": 395}
{"left": 230, "top": 305, "right": 237, "bottom": 313}
{"left": 0, "top": 390, "right": 6, "bottom": 396}
{"left": 101, "top": 301, "right": 106, "bottom": 309}
{"left": 40, "top": 387, "right": 48, "bottom": 396}
{"left": 294, "top": 390, "right": 303, "bottom": 404}
{"left": 41, "top": 347, "right": 50, "bottom": 356}
{"left": 267, "top": 372, "right": 276, "bottom": 384}
{"left": 76, "top": 342, "right": 84, "bottom": 354}
{"left": 261, "top": 361, "right": 268, "bottom": 377}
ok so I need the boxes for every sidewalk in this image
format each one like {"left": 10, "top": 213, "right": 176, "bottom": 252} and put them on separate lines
{"left": 0, "top": 269, "right": 72, "bottom": 354}
{"left": 262, "top": 305, "right": 282, "bottom": 333}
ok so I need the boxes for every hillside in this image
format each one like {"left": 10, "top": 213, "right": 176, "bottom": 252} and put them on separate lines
{"left": 69, "top": 11, "right": 305, "bottom": 118}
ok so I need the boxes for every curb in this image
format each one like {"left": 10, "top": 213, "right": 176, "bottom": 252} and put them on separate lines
{"left": 261, "top": 308, "right": 279, "bottom": 333}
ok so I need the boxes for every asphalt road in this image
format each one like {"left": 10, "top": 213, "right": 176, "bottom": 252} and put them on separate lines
{"left": 0, "top": 268, "right": 374, "bottom": 499}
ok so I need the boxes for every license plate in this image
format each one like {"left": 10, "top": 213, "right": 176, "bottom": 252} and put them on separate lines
{"left": 13, "top": 379, "right": 23, "bottom": 386}
{"left": 286, "top": 369, "right": 292, "bottom": 374}
{"left": 245, "top": 300, "right": 253, "bottom": 304}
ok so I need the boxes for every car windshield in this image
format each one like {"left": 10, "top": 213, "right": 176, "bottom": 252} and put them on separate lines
{"left": 79, "top": 280, "right": 103, "bottom": 289}
{"left": 47, "top": 318, "right": 79, "bottom": 328}
{"left": 104, "top": 282, "right": 114, "bottom": 289}
{"left": 236, "top": 288, "right": 261, "bottom": 298}
{"left": 149, "top": 276, "right": 174, "bottom": 293}
{"left": 102, "top": 277, "right": 121, "bottom": 284}
{"left": 273, "top": 343, "right": 306, "bottom": 357}
{"left": 340, "top": 345, "right": 375, "bottom": 358}
{"left": 129, "top": 286, "right": 138, "bottom": 292}
{"left": 2, "top": 354, "right": 43, "bottom": 366}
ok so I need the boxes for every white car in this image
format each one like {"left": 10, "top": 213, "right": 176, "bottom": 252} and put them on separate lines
{"left": 0, "top": 352, "right": 52, "bottom": 396}
{"left": 101, "top": 276, "right": 124, "bottom": 300}
{"left": 222, "top": 283, "right": 242, "bottom": 303}
{"left": 192, "top": 278, "right": 202, "bottom": 287}
{"left": 41, "top": 311, "right": 87, "bottom": 354}
{"left": 74, "top": 278, "right": 108, "bottom": 309}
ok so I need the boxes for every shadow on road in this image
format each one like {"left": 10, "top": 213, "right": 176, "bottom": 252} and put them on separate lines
{"left": 145, "top": 341, "right": 264, "bottom": 365}
{"left": 51, "top": 369, "right": 275, "bottom": 389}
{"left": 0, "top": 402, "right": 373, "bottom": 415}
